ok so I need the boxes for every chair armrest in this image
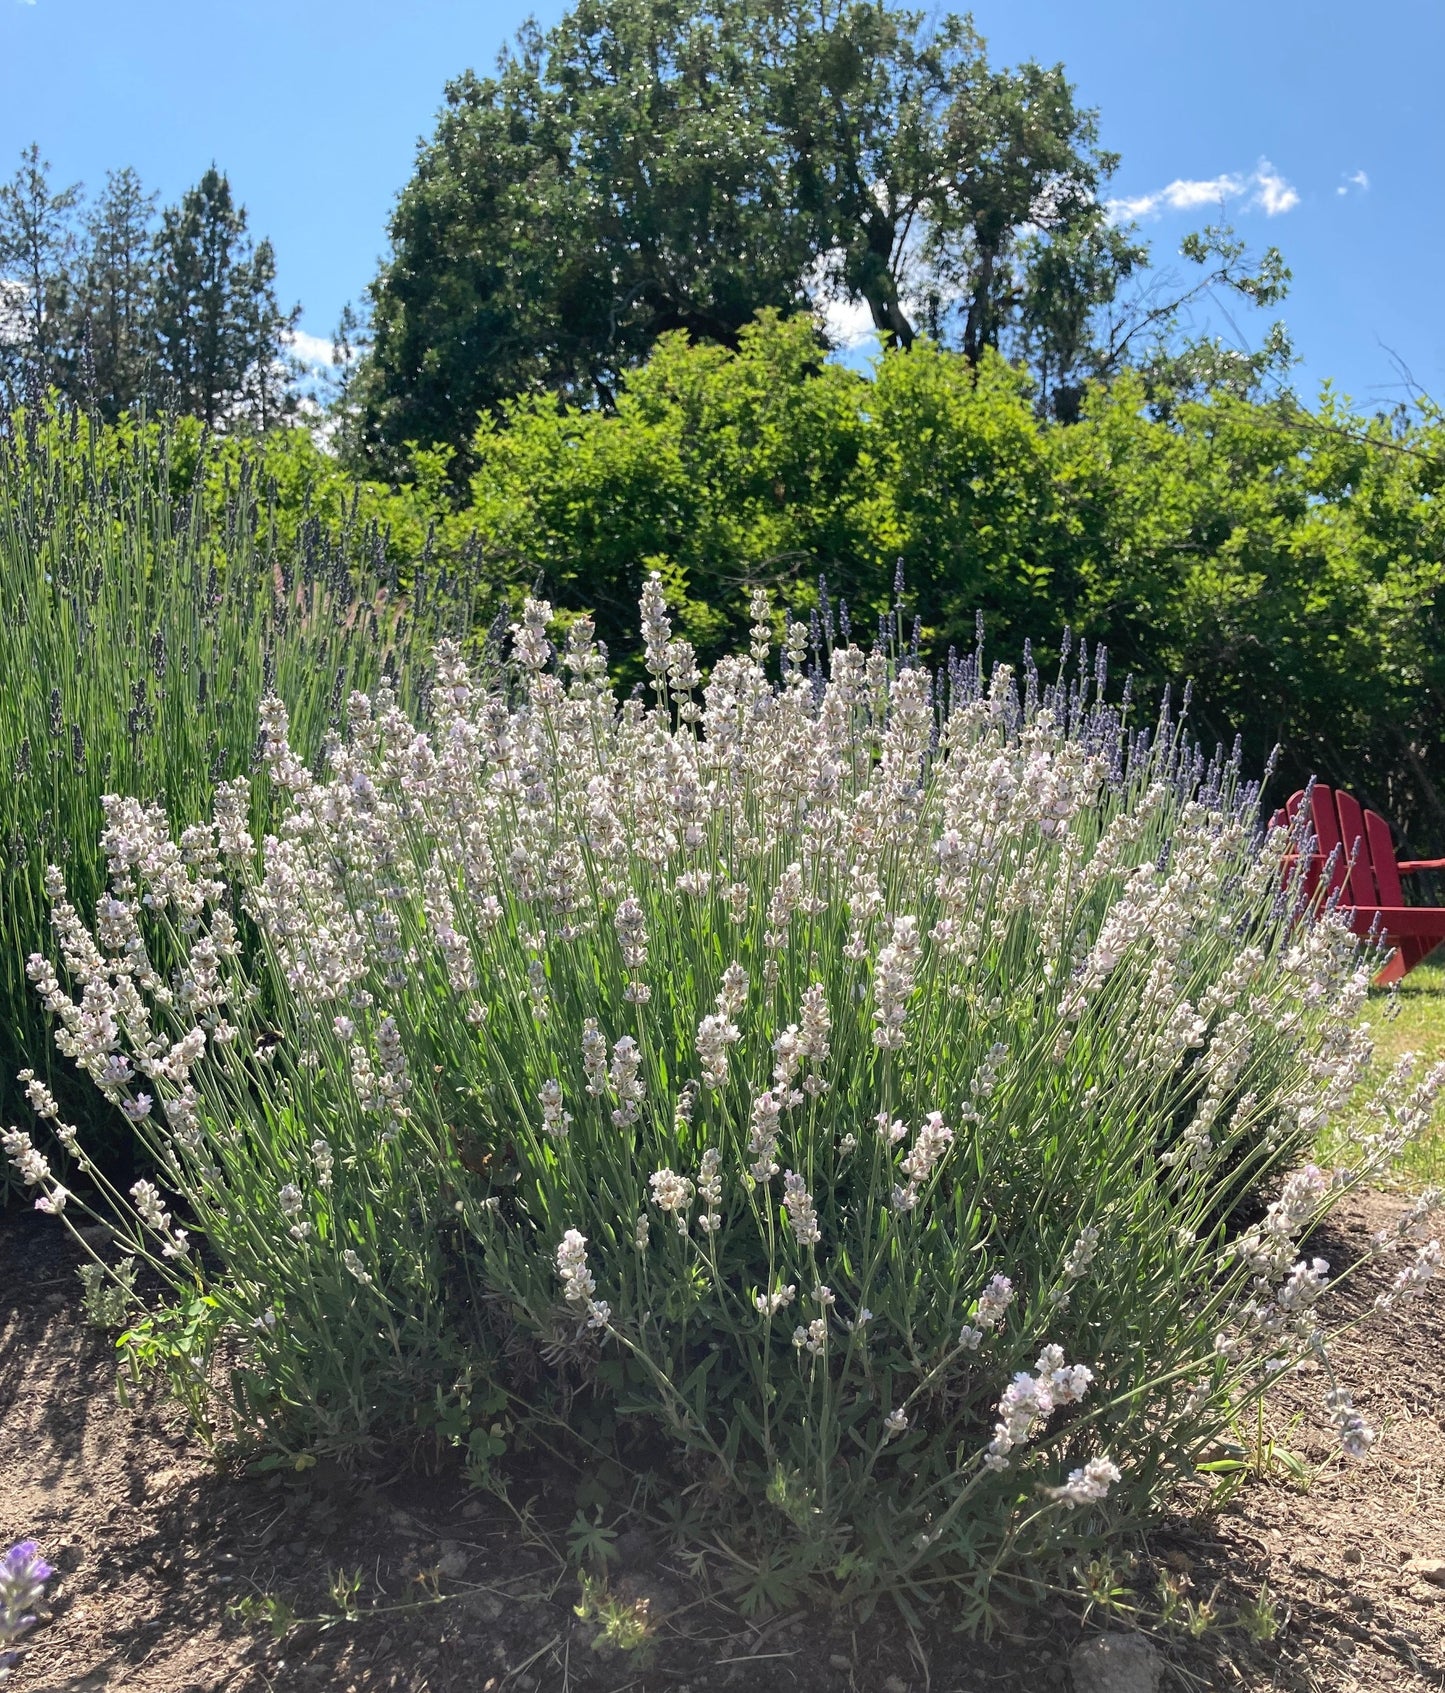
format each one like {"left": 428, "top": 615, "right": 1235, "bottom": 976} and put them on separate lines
{"left": 1398, "top": 858, "right": 1445, "bottom": 873}
{"left": 1343, "top": 907, "right": 1445, "bottom": 938}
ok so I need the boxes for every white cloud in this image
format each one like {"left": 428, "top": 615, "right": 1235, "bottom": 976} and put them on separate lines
{"left": 285, "top": 328, "right": 337, "bottom": 368}
{"left": 1108, "top": 173, "right": 1242, "bottom": 221}
{"left": 820, "top": 294, "right": 879, "bottom": 351}
{"left": 804, "top": 249, "right": 884, "bottom": 352}
{"left": 1253, "top": 162, "right": 1299, "bottom": 216}
{"left": 1164, "top": 172, "right": 1248, "bottom": 211}
{"left": 1108, "top": 159, "right": 1299, "bottom": 223}
{"left": 1337, "top": 168, "right": 1370, "bottom": 196}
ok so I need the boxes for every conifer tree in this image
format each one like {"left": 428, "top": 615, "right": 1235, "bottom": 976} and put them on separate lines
{"left": 152, "top": 165, "right": 298, "bottom": 428}
{"left": 0, "top": 143, "right": 81, "bottom": 395}
{"left": 67, "top": 166, "right": 159, "bottom": 420}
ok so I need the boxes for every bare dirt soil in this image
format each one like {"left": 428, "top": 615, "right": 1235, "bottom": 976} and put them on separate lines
{"left": 2, "top": 1191, "right": 1442, "bottom": 1693}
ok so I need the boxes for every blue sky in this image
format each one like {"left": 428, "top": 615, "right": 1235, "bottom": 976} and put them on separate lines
{"left": 2, "top": 0, "right": 1441, "bottom": 410}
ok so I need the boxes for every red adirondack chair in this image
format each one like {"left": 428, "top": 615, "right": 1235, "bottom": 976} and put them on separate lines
{"left": 1271, "top": 785, "right": 1445, "bottom": 984}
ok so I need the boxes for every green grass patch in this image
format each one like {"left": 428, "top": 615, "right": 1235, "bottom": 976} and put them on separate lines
{"left": 1369, "top": 961, "right": 1445, "bottom": 1187}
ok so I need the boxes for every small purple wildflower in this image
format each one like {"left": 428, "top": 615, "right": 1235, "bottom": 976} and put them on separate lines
{"left": 1, "top": 1540, "right": 53, "bottom": 1669}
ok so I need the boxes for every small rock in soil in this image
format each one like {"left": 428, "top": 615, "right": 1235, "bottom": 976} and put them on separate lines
{"left": 1405, "top": 1558, "right": 1445, "bottom": 1586}
{"left": 1069, "top": 1633, "right": 1162, "bottom": 1693}
{"left": 144, "top": 1466, "right": 184, "bottom": 1499}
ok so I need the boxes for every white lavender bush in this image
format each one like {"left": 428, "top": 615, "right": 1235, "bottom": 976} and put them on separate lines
{"left": 9, "top": 580, "right": 1443, "bottom": 1615}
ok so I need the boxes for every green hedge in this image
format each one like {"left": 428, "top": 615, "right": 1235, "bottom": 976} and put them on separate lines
{"left": 441, "top": 312, "right": 1445, "bottom": 853}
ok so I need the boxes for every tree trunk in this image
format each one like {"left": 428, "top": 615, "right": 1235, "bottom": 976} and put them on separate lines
{"left": 961, "top": 249, "right": 996, "bottom": 367}
{"left": 862, "top": 273, "right": 915, "bottom": 350}
{"left": 858, "top": 216, "right": 914, "bottom": 350}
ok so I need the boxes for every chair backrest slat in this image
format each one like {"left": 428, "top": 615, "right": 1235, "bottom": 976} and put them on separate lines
{"left": 1309, "top": 785, "right": 1347, "bottom": 900}
{"left": 1270, "top": 791, "right": 1304, "bottom": 832}
{"left": 1333, "top": 788, "right": 1380, "bottom": 906}
{"left": 1270, "top": 789, "right": 1320, "bottom": 898}
{"left": 1365, "top": 807, "right": 1404, "bottom": 906}
{"left": 1269, "top": 784, "right": 1419, "bottom": 915}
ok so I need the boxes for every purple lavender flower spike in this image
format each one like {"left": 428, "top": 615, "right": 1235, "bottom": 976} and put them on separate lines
{"left": 1, "top": 1539, "right": 53, "bottom": 1668}
{"left": 2, "top": 1542, "right": 53, "bottom": 1586}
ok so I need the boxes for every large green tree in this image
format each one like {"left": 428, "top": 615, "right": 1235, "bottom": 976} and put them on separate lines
{"left": 352, "top": 0, "right": 1167, "bottom": 464}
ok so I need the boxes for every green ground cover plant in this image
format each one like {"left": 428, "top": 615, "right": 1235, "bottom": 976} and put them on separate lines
{"left": 0, "top": 407, "right": 469, "bottom": 1155}
{"left": 9, "top": 582, "right": 1442, "bottom": 1620}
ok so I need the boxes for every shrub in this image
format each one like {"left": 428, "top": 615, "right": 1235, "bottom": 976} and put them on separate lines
{"left": 0, "top": 407, "right": 469, "bottom": 1167}
{"left": 10, "top": 582, "right": 1443, "bottom": 1616}
{"left": 448, "top": 312, "right": 1445, "bottom": 851}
